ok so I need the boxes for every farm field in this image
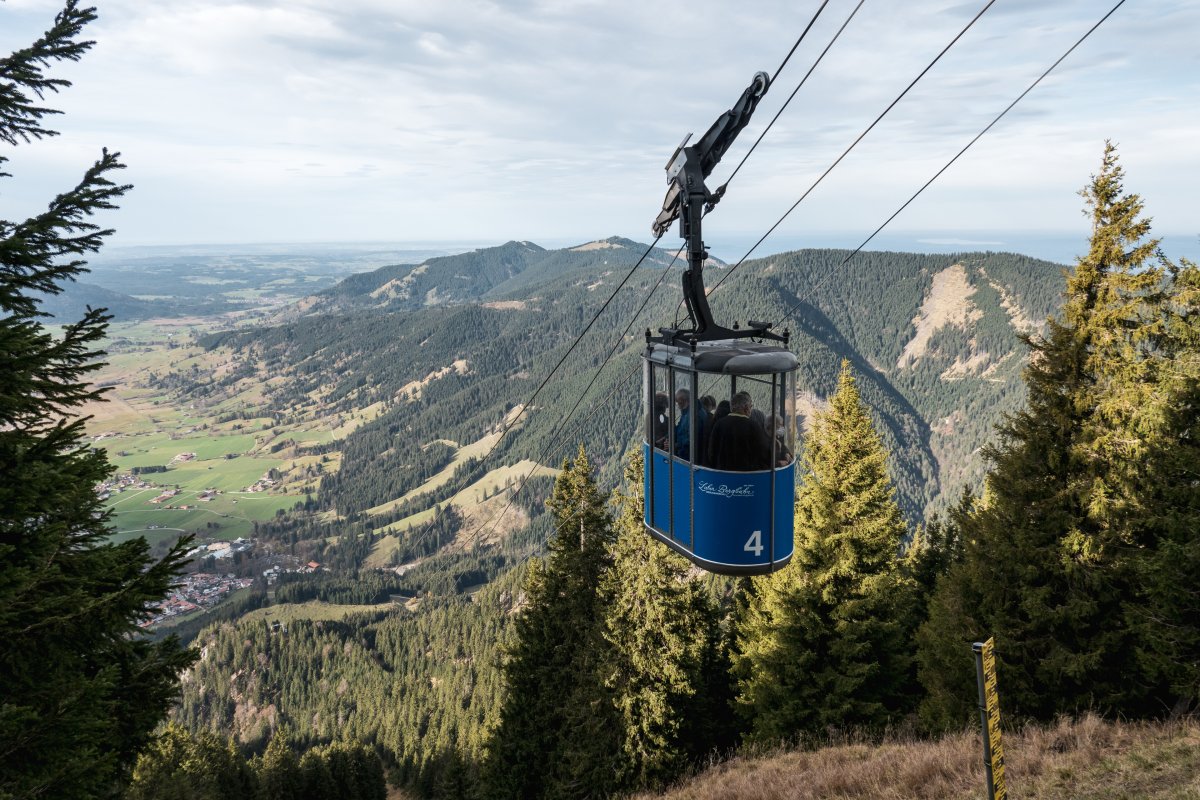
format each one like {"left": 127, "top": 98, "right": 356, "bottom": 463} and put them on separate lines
{"left": 239, "top": 600, "right": 396, "bottom": 625}
{"left": 87, "top": 319, "right": 324, "bottom": 540}
{"left": 105, "top": 490, "right": 298, "bottom": 543}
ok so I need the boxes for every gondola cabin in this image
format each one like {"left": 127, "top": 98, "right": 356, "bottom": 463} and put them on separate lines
{"left": 643, "top": 340, "right": 798, "bottom": 574}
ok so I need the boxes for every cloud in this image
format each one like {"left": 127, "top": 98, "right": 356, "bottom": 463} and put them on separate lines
{"left": 1, "top": 0, "right": 1195, "bottom": 246}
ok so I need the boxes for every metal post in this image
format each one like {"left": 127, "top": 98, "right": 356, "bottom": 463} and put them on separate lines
{"left": 973, "top": 642, "right": 996, "bottom": 800}
{"left": 973, "top": 640, "right": 1007, "bottom": 800}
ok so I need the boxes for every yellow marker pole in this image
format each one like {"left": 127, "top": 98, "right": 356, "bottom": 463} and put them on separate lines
{"left": 973, "top": 638, "right": 1007, "bottom": 800}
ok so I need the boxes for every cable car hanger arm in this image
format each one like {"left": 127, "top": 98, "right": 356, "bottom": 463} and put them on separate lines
{"left": 652, "top": 71, "right": 771, "bottom": 237}
{"left": 650, "top": 72, "right": 784, "bottom": 346}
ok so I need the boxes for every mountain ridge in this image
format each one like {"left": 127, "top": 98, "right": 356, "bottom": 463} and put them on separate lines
{"left": 189, "top": 239, "right": 1065, "bottom": 524}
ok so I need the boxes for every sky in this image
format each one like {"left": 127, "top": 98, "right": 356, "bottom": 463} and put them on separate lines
{"left": 1, "top": 0, "right": 1197, "bottom": 261}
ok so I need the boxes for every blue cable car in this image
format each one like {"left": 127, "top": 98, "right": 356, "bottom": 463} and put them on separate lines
{"left": 643, "top": 340, "right": 797, "bottom": 574}
{"left": 641, "top": 71, "right": 798, "bottom": 575}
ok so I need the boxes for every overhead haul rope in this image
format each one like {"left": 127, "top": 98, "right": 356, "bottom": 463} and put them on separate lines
{"left": 716, "top": 0, "right": 866, "bottom": 197}
{"left": 708, "top": 0, "right": 998, "bottom": 296}
{"left": 770, "top": 0, "right": 833, "bottom": 82}
{"left": 458, "top": 359, "right": 648, "bottom": 561}
{"left": 771, "top": 0, "right": 1131, "bottom": 327}
{"left": 487, "top": 235, "right": 663, "bottom": 454}
{"left": 672, "top": 0, "right": 865, "bottom": 328}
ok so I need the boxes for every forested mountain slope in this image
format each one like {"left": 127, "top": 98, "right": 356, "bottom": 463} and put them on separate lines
{"left": 238, "top": 241, "right": 1056, "bottom": 513}
{"left": 310, "top": 240, "right": 548, "bottom": 313}
{"left": 721, "top": 248, "right": 1065, "bottom": 495}
{"left": 196, "top": 239, "right": 1063, "bottom": 520}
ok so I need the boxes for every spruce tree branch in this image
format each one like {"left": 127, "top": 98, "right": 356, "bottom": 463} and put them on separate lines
{"left": 0, "top": 0, "right": 97, "bottom": 145}
{"left": 2, "top": 150, "right": 130, "bottom": 318}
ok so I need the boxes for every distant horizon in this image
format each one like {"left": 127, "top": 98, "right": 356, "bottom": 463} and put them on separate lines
{"left": 4, "top": 2, "right": 1195, "bottom": 250}
{"left": 93, "top": 228, "right": 1200, "bottom": 270}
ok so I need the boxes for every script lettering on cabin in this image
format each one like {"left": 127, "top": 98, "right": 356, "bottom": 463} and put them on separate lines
{"left": 697, "top": 481, "right": 756, "bottom": 499}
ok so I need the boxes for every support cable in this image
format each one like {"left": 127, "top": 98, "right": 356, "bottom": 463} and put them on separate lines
{"left": 717, "top": 0, "right": 866, "bottom": 196}
{"left": 671, "top": 0, "right": 865, "bottom": 327}
{"left": 770, "top": 0, "right": 832, "bottom": 83}
{"left": 468, "top": 249, "right": 684, "bottom": 549}
{"left": 486, "top": 235, "right": 662, "bottom": 453}
{"left": 773, "top": 0, "right": 1129, "bottom": 327}
{"left": 709, "top": 0, "right": 998, "bottom": 295}
{"left": 460, "top": 359, "right": 643, "bottom": 561}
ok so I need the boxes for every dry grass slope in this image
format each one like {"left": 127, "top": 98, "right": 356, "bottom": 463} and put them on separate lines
{"left": 635, "top": 716, "right": 1200, "bottom": 800}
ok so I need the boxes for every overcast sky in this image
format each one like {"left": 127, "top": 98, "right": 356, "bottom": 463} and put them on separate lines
{"left": 2, "top": 0, "right": 1197, "bottom": 258}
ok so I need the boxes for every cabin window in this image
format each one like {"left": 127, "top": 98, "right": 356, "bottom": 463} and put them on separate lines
{"left": 644, "top": 362, "right": 796, "bottom": 470}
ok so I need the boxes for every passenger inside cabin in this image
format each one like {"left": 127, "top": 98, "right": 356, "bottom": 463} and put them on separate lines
{"left": 673, "top": 388, "right": 708, "bottom": 462}
{"left": 764, "top": 413, "right": 793, "bottom": 466}
{"left": 652, "top": 392, "right": 670, "bottom": 451}
{"left": 707, "top": 391, "right": 771, "bottom": 471}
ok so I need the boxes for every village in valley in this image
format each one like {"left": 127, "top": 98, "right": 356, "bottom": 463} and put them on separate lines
{"left": 136, "top": 539, "right": 324, "bottom": 628}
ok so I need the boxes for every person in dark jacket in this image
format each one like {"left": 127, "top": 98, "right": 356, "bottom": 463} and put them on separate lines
{"left": 707, "top": 391, "right": 771, "bottom": 471}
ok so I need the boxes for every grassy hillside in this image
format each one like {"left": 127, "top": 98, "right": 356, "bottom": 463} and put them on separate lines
{"left": 634, "top": 715, "right": 1200, "bottom": 800}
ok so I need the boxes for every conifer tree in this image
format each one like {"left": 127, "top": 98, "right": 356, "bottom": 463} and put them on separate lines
{"left": 298, "top": 750, "right": 335, "bottom": 800}
{"left": 0, "top": 4, "right": 196, "bottom": 798}
{"left": 257, "top": 732, "right": 303, "bottom": 800}
{"left": 1130, "top": 260, "right": 1200, "bottom": 711}
{"left": 902, "top": 488, "right": 971, "bottom": 625}
{"left": 483, "top": 446, "right": 616, "bottom": 800}
{"left": 599, "top": 451, "right": 730, "bottom": 792}
{"left": 125, "top": 725, "right": 257, "bottom": 800}
{"left": 917, "top": 143, "right": 1200, "bottom": 725}
{"left": 735, "top": 363, "right": 915, "bottom": 741}
{"left": 321, "top": 741, "right": 386, "bottom": 800}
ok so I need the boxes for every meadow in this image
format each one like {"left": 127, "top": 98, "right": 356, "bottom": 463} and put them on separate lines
{"left": 87, "top": 320, "right": 316, "bottom": 541}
